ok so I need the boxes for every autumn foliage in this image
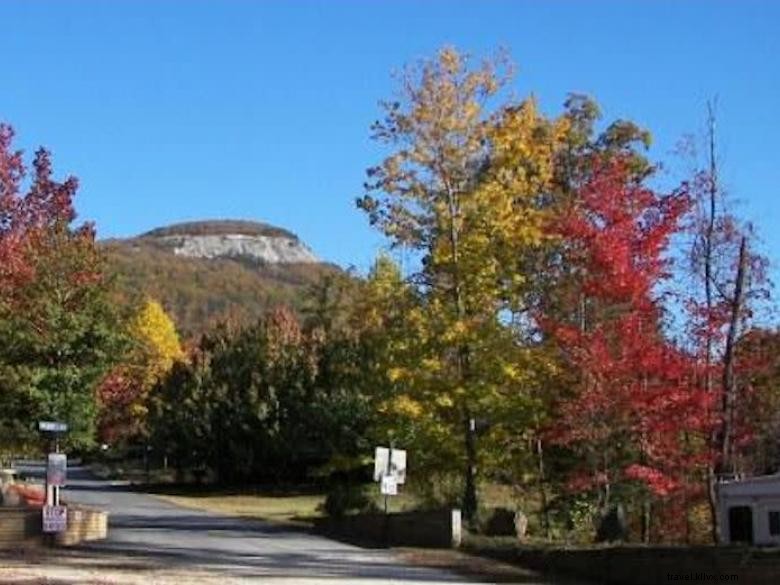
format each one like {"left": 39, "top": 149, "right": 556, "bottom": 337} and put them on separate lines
{"left": 0, "top": 123, "right": 121, "bottom": 449}
{"left": 538, "top": 161, "right": 715, "bottom": 539}
{"left": 354, "top": 48, "right": 773, "bottom": 542}
{"left": 0, "top": 47, "right": 774, "bottom": 545}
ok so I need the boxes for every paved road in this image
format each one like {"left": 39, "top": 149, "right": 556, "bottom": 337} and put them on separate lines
{"left": 16, "top": 462, "right": 481, "bottom": 584}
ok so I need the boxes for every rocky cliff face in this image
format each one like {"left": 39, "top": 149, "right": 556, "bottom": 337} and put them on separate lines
{"left": 136, "top": 220, "right": 319, "bottom": 264}
{"left": 158, "top": 233, "right": 318, "bottom": 263}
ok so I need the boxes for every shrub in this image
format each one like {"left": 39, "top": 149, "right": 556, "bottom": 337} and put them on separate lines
{"left": 321, "top": 484, "right": 377, "bottom": 517}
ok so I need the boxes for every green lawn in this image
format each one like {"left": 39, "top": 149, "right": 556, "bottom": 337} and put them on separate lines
{"left": 152, "top": 485, "right": 423, "bottom": 526}
{"left": 156, "top": 491, "right": 327, "bottom": 526}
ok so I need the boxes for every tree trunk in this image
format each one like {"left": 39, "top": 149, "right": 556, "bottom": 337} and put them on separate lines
{"left": 536, "top": 437, "right": 551, "bottom": 539}
{"left": 703, "top": 101, "right": 720, "bottom": 543}
{"left": 707, "top": 469, "right": 720, "bottom": 543}
{"left": 641, "top": 499, "right": 651, "bottom": 543}
{"left": 443, "top": 174, "right": 479, "bottom": 523}
{"left": 463, "top": 413, "right": 478, "bottom": 523}
{"left": 720, "top": 235, "right": 748, "bottom": 475}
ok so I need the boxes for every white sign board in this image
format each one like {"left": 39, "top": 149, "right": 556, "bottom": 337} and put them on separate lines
{"left": 381, "top": 474, "right": 398, "bottom": 496}
{"left": 47, "top": 453, "right": 67, "bottom": 486}
{"left": 373, "top": 446, "right": 407, "bottom": 484}
{"left": 42, "top": 505, "right": 67, "bottom": 533}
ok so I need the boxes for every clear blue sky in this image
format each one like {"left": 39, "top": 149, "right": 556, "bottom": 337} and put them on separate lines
{"left": 1, "top": 1, "right": 778, "bottom": 273}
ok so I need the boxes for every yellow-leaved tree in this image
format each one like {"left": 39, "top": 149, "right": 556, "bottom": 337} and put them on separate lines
{"left": 358, "top": 47, "right": 567, "bottom": 521}
{"left": 98, "top": 299, "right": 183, "bottom": 444}
{"left": 130, "top": 299, "right": 185, "bottom": 388}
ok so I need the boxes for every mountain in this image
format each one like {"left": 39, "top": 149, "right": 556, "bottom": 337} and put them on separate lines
{"left": 101, "top": 220, "right": 338, "bottom": 337}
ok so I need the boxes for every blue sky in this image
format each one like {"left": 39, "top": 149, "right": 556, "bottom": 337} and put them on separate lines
{"left": 1, "top": 1, "right": 778, "bottom": 273}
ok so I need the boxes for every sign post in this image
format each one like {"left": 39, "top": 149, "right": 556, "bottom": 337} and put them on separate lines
{"left": 374, "top": 445, "right": 407, "bottom": 512}
{"left": 38, "top": 421, "right": 69, "bottom": 538}
{"left": 374, "top": 444, "right": 406, "bottom": 545}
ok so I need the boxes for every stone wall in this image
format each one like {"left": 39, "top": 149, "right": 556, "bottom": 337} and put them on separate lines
{"left": 55, "top": 506, "right": 108, "bottom": 546}
{"left": 0, "top": 505, "right": 108, "bottom": 548}
{"left": 0, "top": 508, "right": 41, "bottom": 548}
{"left": 317, "top": 509, "right": 461, "bottom": 548}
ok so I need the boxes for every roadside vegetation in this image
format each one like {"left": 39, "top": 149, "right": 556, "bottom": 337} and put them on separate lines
{"left": 1, "top": 47, "right": 777, "bottom": 549}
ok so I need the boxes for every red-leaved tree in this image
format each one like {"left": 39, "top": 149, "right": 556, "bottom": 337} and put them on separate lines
{"left": 543, "top": 159, "right": 711, "bottom": 541}
{"left": 0, "top": 123, "right": 120, "bottom": 448}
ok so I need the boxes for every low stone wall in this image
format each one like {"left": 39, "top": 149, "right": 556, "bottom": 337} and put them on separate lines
{"left": 0, "top": 505, "right": 108, "bottom": 548}
{"left": 55, "top": 506, "right": 108, "bottom": 546}
{"left": 317, "top": 509, "right": 461, "bottom": 548}
{"left": 0, "top": 508, "right": 42, "bottom": 548}
{"left": 466, "top": 543, "right": 780, "bottom": 585}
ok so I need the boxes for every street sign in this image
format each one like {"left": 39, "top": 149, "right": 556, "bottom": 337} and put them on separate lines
{"left": 47, "top": 453, "right": 67, "bottom": 486}
{"left": 380, "top": 474, "right": 398, "bottom": 496}
{"left": 42, "top": 505, "right": 67, "bottom": 533}
{"left": 38, "top": 421, "right": 68, "bottom": 433}
{"left": 373, "top": 446, "right": 407, "bottom": 484}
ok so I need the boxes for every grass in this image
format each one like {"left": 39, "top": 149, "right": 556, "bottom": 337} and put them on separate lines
{"left": 91, "top": 459, "right": 331, "bottom": 525}
{"left": 150, "top": 484, "right": 423, "bottom": 526}
{"left": 155, "top": 490, "right": 327, "bottom": 526}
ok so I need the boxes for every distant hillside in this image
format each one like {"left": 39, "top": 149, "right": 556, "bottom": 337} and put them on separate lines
{"left": 102, "top": 220, "right": 338, "bottom": 338}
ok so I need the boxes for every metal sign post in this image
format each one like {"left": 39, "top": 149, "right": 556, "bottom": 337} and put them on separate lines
{"left": 375, "top": 444, "right": 407, "bottom": 546}
{"left": 384, "top": 444, "right": 392, "bottom": 514}
{"left": 374, "top": 445, "right": 407, "bottom": 512}
{"left": 38, "top": 421, "right": 69, "bottom": 539}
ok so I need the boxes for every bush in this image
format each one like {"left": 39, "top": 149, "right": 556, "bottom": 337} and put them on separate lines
{"left": 321, "top": 484, "right": 377, "bottom": 517}
{"left": 477, "top": 506, "right": 525, "bottom": 537}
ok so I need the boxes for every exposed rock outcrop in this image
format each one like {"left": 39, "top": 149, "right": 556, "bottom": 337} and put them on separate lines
{"left": 138, "top": 220, "right": 319, "bottom": 264}
{"left": 158, "top": 234, "right": 318, "bottom": 263}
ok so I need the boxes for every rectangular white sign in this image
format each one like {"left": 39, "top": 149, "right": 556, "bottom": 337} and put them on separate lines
{"left": 373, "top": 446, "right": 407, "bottom": 484}
{"left": 42, "top": 505, "right": 67, "bottom": 533}
{"left": 47, "top": 453, "right": 67, "bottom": 487}
{"left": 380, "top": 474, "right": 398, "bottom": 496}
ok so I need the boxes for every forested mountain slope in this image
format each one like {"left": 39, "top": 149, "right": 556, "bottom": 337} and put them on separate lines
{"left": 101, "top": 220, "right": 338, "bottom": 337}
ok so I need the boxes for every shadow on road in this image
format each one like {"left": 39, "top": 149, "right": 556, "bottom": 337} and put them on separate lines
{"left": 68, "top": 540, "right": 483, "bottom": 583}
{"left": 110, "top": 512, "right": 300, "bottom": 534}
{"left": 9, "top": 462, "right": 518, "bottom": 583}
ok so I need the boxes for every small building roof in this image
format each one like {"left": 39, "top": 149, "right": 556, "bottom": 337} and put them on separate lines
{"left": 718, "top": 474, "right": 780, "bottom": 498}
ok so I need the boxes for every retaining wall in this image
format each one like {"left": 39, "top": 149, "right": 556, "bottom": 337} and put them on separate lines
{"left": 0, "top": 505, "right": 108, "bottom": 548}
{"left": 317, "top": 509, "right": 461, "bottom": 548}
{"left": 55, "top": 506, "right": 108, "bottom": 546}
{"left": 0, "top": 508, "right": 41, "bottom": 548}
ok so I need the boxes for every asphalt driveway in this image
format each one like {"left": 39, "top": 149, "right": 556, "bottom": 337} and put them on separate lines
{"left": 14, "top": 462, "right": 478, "bottom": 584}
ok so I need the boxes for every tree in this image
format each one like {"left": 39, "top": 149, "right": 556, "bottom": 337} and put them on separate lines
{"left": 147, "top": 345, "right": 214, "bottom": 477}
{"left": 683, "top": 102, "right": 770, "bottom": 541}
{"left": 0, "top": 123, "right": 123, "bottom": 449}
{"left": 149, "top": 304, "right": 373, "bottom": 483}
{"left": 543, "top": 159, "right": 705, "bottom": 541}
{"left": 358, "top": 47, "right": 566, "bottom": 520}
{"left": 516, "top": 94, "right": 658, "bottom": 538}
{"left": 98, "top": 299, "right": 183, "bottom": 444}
{"left": 734, "top": 328, "right": 780, "bottom": 475}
